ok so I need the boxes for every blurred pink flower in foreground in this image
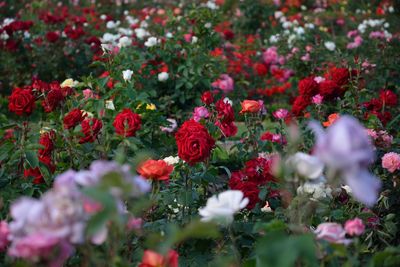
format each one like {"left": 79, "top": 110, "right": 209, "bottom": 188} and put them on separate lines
{"left": 344, "top": 218, "right": 365, "bottom": 236}
{"left": 314, "top": 222, "right": 351, "bottom": 245}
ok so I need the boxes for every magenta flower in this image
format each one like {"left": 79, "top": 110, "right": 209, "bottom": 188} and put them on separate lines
{"left": 0, "top": 221, "right": 9, "bottom": 251}
{"left": 263, "top": 46, "right": 279, "bottom": 65}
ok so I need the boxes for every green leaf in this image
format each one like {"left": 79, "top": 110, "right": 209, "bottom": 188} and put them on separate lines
{"left": 25, "top": 151, "right": 39, "bottom": 168}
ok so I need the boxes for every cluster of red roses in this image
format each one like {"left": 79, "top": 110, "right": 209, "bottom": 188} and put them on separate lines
{"left": 0, "top": 20, "right": 33, "bottom": 51}
{"left": 200, "top": 91, "right": 238, "bottom": 138}
{"left": 229, "top": 156, "right": 278, "bottom": 209}
{"left": 363, "top": 89, "right": 398, "bottom": 125}
{"left": 292, "top": 67, "right": 356, "bottom": 116}
{"left": 8, "top": 79, "right": 72, "bottom": 116}
{"left": 24, "top": 131, "right": 56, "bottom": 184}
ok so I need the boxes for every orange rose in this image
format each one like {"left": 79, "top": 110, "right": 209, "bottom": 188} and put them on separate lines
{"left": 240, "top": 100, "right": 261, "bottom": 113}
{"left": 323, "top": 113, "right": 340, "bottom": 127}
{"left": 137, "top": 159, "right": 173, "bottom": 181}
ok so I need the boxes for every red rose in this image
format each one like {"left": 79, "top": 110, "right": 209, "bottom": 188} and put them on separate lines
{"left": 319, "top": 80, "right": 340, "bottom": 99}
{"left": 229, "top": 172, "right": 260, "bottom": 209}
{"left": 291, "top": 95, "right": 310, "bottom": 116}
{"left": 45, "top": 31, "right": 59, "bottom": 43}
{"left": 253, "top": 62, "right": 268, "bottom": 76}
{"left": 326, "top": 67, "right": 350, "bottom": 87}
{"left": 64, "top": 109, "right": 86, "bottom": 129}
{"left": 79, "top": 118, "right": 103, "bottom": 143}
{"left": 201, "top": 91, "right": 214, "bottom": 105}
{"left": 139, "top": 250, "right": 178, "bottom": 267}
{"left": 38, "top": 132, "right": 54, "bottom": 157}
{"left": 215, "top": 120, "right": 237, "bottom": 137}
{"left": 379, "top": 90, "right": 397, "bottom": 107}
{"left": 24, "top": 167, "right": 44, "bottom": 184}
{"left": 41, "top": 88, "right": 64, "bottom": 112}
{"left": 215, "top": 99, "right": 234, "bottom": 122}
{"left": 298, "top": 77, "right": 319, "bottom": 96}
{"left": 8, "top": 87, "right": 35, "bottom": 116}
{"left": 113, "top": 108, "right": 141, "bottom": 137}
{"left": 175, "top": 120, "right": 215, "bottom": 165}
{"left": 137, "top": 159, "right": 173, "bottom": 181}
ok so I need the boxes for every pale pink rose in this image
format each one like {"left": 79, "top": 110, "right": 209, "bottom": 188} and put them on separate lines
{"left": 262, "top": 46, "right": 279, "bottom": 65}
{"left": 366, "top": 129, "right": 378, "bottom": 140}
{"left": 82, "top": 89, "right": 94, "bottom": 99}
{"left": 344, "top": 218, "right": 365, "bottom": 236}
{"left": 312, "top": 94, "right": 324, "bottom": 105}
{"left": 382, "top": 152, "right": 400, "bottom": 173}
{"left": 313, "top": 76, "right": 325, "bottom": 84}
{"left": 273, "top": 108, "right": 289, "bottom": 120}
{"left": 127, "top": 217, "right": 143, "bottom": 231}
{"left": 212, "top": 74, "right": 234, "bottom": 93}
{"left": 0, "top": 221, "right": 9, "bottom": 251}
{"left": 378, "top": 131, "right": 393, "bottom": 147}
{"left": 193, "top": 106, "right": 209, "bottom": 122}
{"left": 314, "top": 222, "right": 351, "bottom": 245}
{"left": 305, "top": 45, "right": 313, "bottom": 52}
{"left": 301, "top": 53, "right": 310, "bottom": 62}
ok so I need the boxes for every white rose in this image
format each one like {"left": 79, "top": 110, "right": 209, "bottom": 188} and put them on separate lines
{"left": 144, "top": 36, "right": 159, "bottom": 47}
{"left": 287, "top": 152, "right": 324, "bottom": 179}
{"left": 199, "top": 190, "right": 249, "bottom": 224}
{"left": 158, "top": 72, "right": 169, "bottom": 82}
{"left": 122, "top": 69, "right": 133, "bottom": 81}
{"left": 163, "top": 156, "right": 180, "bottom": 165}
{"left": 118, "top": 36, "right": 131, "bottom": 48}
{"left": 324, "top": 41, "right": 336, "bottom": 51}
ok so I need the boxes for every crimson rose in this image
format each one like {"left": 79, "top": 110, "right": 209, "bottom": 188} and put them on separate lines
{"left": 175, "top": 120, "right": 215, "bottom": 165}
{"left": 8, "top": 87, "right": 35, "bottom": 116}
{"left": 113, "top": 108, "right": 141, "bottom": 137}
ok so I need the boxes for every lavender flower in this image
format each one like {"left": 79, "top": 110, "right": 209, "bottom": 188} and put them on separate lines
{"left": 309, "top": 115, "right": 381, "bottom": 206}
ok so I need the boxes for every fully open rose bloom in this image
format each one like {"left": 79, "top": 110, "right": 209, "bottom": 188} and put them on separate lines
{"left": 314, "top": 222, "right": 351, "bottom": 245}
{"left": 199, "top": 190, "right": 249, "bottom": 224}
{"left": 8, "top": 87, "right": 35, "bottom": 116}
{"left": 175, "top": 120, "right": 215, "bottom": 165}
{"left": 381, "top": 152, "right": 400, "bottom": 173}
{"left": 63, "top": 109, "right": 86, "bottom": 129}
{"left": 113, "top": 108, "right": 141, "bottom": 137}
{"left": 137, "top": 159, "right": 174, "bottom": 181}
{"left": 240, "top": 100, "right": 261, "bottom": 113}
{"left": 344, "top": 218, "right": 365, "bottom": 236}
{"left": 139, "top": 250, "right": 178, "bottom": 267}
{"left": 79, "top": 118, "right": 103, "bottom": 143}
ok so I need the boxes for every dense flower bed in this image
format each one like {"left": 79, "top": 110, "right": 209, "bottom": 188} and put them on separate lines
{"left": 0, "top": 0, "right": 400, "bottom": 266}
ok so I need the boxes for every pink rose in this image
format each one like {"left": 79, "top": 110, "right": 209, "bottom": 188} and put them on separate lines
{"left": 82, "top": 89, "right": 94, "bottom": 99}
{"left": 193, "top": 106, "right": 209, "bottom": 122}
{"left": 314, "top": 222, "right": 351, "bottom": 245}
{"left": 0, "top": 221, "right": 9, "bottom": 251}
{"left": 272, "top": 108, "right": 289, "bottom": 120}
{"left": 344, "top": 218, "right": 365, "bottom": 236}
{"left": 212, "top": 74, "right": 234, "bottom": 93}
{"left": 382, "top": 152, "right": 400, "bottom": 173}
{"left": 263, "top": 46, "right": 279, "bottom": 65}
{"left": 312, "top": 94, "right": 324, "bottom": 105}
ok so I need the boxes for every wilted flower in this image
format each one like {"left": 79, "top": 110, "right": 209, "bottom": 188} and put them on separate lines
{"left": 288, "top": 152, "right": 324, "bottom": 179}
{"left": 314, "top": 222, "right": 351, "bottom": 245}
{"left": 199, "top": 190, "right": 249, "bottom": 224}
{"left": 344, "top": 218, "right": 365, "bottom": 236}
{"left": 310, "top": 115, "right": 381, "bottom": 206}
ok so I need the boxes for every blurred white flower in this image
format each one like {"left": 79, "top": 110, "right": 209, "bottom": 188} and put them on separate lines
{"left": 122, "top": 69, "right": 133, "bottom": 81}
{"left": 199, "top": 190, "right": 248, "bottom": 224}
{"left": 135, "top": 28, "right": 149, "bottom": 39}
{"left": 105, "top": 100, "right": 115, "bottom": 110}
{"left": 144, "top": 36, "right": 159, "bottom": 47}
{"left": 158, "top": 72, "right": 169, "bottom": 82}
{"left": 287, "top": 152, "right": 324, "bottom": 179}
{"left": 118, "top": 36, "right": 131, "bottom": 48}
{"left": 324, "top": 41, "right": 336, "bottom": 51}
{"left": 163, "top": 156, "right": 180, "bottom": 165}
